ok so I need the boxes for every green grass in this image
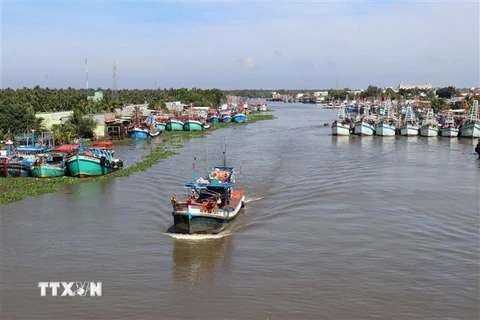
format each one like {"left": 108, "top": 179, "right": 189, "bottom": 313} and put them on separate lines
{"left": 0, "top": 111, "right": 275, "bottom": 205}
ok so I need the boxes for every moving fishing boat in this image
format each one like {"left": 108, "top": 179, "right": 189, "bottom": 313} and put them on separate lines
{"left": 171, "top": 150, "right": 245, "bottom": 234}
{"left": 66, "top": 144, "right": 123, "bottom": 178}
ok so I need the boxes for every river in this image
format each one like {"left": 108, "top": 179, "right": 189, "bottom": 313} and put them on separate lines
{"left": 1, "top": 102, "right": 479, "bottom": 319}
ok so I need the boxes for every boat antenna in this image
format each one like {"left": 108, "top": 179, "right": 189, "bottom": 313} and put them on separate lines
{"left": 192, "top": 157, "right": 196, "bottom": 182}
{"left": 223, "top": 137, "right": 227, "bottom": 167}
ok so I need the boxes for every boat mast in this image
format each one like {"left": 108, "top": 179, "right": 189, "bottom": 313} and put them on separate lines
{"left": 223, "top": 138, "right": 227, "bottom": 167}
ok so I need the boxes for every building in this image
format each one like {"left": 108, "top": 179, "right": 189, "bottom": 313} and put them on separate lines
{"left": 35, "top": 111, "right": 74, "bottom": 130}
{"left": 87, "top": 91, "right": 104, "bottom": 102}
{"left": 398, "top": 82, "right": 432, "bottom": 90}
{"left": 164, "top": 101, "right": 188, "bottom": 113}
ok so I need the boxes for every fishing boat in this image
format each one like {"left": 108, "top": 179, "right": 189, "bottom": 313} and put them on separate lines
{"left": 31, "top": 152, "right": 66, "bottom": 178}
{"left": 374, "top": 102, "right": 396, "bottom": 136}
{"left": 331, "top": 104, "right": 351, "bottom": 136}
{"left": 88, "top": 141, "right": 115, "bottom": 155}
{"left": 459, "top": 100, "right": 480, "bottom": 138}
{"left": 208, "top": 104, "right": 220, "bottom": 123}
{"left": 171, "top": 150, "right": 245, "bottom": 234}
{"left": 400, "top": 105, "right": 419, "bottom": 136}
{"left": 0, "top": 140, "right": 32, "bottom": 178}
{"left": 259, "top": 104, "right": 267, "bottom": 112}
{"left": 439, "top": 110, "right": 459, "bottom": 137}
{"left": 354, "top": 106, "right": 375, "bottom": 136}
{"left": 66, "top": 144, "right": 123, "bottom": 178}
{"left": 166, "top": 117, "right": 185, "bottom": 131}
{"left": 183, "top": 119, "right": 204, "bottom": 131}
{"left": 232, "top": 112, "right": 247, "bottom": 123}
{"left": 419, "top": 108, "right": 438, "bottom": 137}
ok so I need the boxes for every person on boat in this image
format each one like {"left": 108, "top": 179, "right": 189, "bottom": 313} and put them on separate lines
{"left": 475, "top": 139, "right": 480, "bottom": 158}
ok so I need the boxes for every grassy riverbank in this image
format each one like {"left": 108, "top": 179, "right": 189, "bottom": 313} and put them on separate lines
{"left": 0, "top": 112, "right": 275, "bottom": 205}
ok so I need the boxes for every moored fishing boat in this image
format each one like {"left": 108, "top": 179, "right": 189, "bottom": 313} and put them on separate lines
{"left": 31, "top": 152, "right": 66, "bottom": 178}
{"left": 354, "top": 106, "right": 375, "bottom": 136}
{"left": 0, "top": 140, "right": 31, "bottom": 178}
{"left": 459, "top": 100, "right": 480, "bottom": 138}
{"left": 232, "top": 112, "right": 246, "bottom": 123}
{"left": 166, "top": 119, "right": 184, "bottom": 131}
{"left": 419, "top": 108, "right": 438, "bottom": 137}
{"left": 439, "top": 110, "right": 459, "bottom": 137}
{"left": 66, "top": 144, "right": 122, "bottom": 178}
{"left": 374, "top": 102, "right": 396, "bottom": 136}
{"left": 400, "top": 105, "right": 419, "bottom": 136}
{"left": 183, "top": 119, "right": 204, "bottom": 131}
{"left": 89, "top": 141, "right": 115, "bottom": 155}
{"left": 331, "top": 104, "right": 351, "bottom": 136}
{"left": 258, "top": 104, "right": 267, "bottom": 112}
{"left": 171, "top": 151, "right": 245, "bottom": 234}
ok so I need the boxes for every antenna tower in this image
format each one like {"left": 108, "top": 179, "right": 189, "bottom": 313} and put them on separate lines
{"left": 112, "top": 61, "right": 118, "bottom": 102}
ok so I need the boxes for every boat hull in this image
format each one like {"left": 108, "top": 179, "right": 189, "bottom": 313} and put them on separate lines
{"left": 183, "top": 120, "right": 204, "bottom": 131}
{"left": 166, "top": 120, "right": 184, "bottom": 131}
{"left": 232, "top": 114, "right": 247, "bottom": 123}
{"left": 440, "top": 127, "right": 459, "bottom": 137}
{"left": 354, "top": 122, "right": 375, "bottom": 136}
{"left": 420, "top": 126, "right": 438, "bottom": 137}
{"left": 221, "top": 116, "right": 232, "bottom": 123}
{"left": 0, "top": 162, "right": 31, "bottom": 177}
{"left": 400, "top": 125, "right": 419, "bottom": 136}
{"left": 172, "top": 192, "right": 245, "bottom": 234}
{"left": 460, "top": 122, "right": 480, "bottom": 138}
{"left": 156, "top": 122, "right": 167, "bottom": 131}
{"left": 31, "top": 164, "right": 65, "bottom": 178}
{"left": 331, "top": 122, "right": 350, "bottom": 136}
{"left": 209, "top": 116, "right": 220, "bottom": 123}
{"left": 66, "top": 154, "right": 113, "bottom": 178}
{"left": 128, "top": 128, "right": 149, "bottom": 139}
{"left": 375, "top": 123, "right": 396, "bottom": 136}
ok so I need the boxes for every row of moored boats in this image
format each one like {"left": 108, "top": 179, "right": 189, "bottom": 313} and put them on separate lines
{"left": 332, "top": 100, "right": 480, "bottom": 138}
{"left": 0, "top": 141, "right": 122, "bottom": 178}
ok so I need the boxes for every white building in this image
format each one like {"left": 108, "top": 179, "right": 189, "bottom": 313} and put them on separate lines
{"left": 398, "top": 82, "right": 432, "bottom": 90}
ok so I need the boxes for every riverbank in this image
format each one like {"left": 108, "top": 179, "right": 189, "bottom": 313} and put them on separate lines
{"left": 0, "top": 112, "right": 275, "bottom": 205}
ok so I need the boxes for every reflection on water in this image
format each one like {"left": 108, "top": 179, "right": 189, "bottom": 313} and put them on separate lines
{"left": 172, "top": 236, "right": 233, "bottom": 286}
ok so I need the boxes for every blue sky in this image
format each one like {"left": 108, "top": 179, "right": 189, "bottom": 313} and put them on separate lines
{"left": 1, "top": 0, "right": 479, "bottom": 89}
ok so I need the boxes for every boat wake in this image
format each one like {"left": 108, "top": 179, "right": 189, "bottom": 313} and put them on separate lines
{"left": 162, "top": 232, "right": 232, "bottom": 240}
{"left": 245, "top": 197, "right": 263, "bottom": 203}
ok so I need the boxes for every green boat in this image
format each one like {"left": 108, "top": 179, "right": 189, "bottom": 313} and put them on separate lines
{"left": 31, "top": 164, "right": 65, "bottom": 178}
{"left": 156, "top": 122, "right": 167, "bottom": 131}
{"left": 31, "top": 153, "right": 66, "bottom": 178}
{"left": 67, "top": 154, "right": 112, "bottom": 178}
{"left": 166, "top": 119, "right": 184, "bottom": 131}
{"left": 183, "top": 120, "right": 204, "bottom": 131}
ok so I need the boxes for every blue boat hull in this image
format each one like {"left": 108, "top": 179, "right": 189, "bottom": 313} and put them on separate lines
{"left": 173, "top": 214, "right": 232, "bottom": 234}
{"left": 222, "top": 116, "right": 232, "bottom": 123}
{"left": 233, "top": 114, "right": 247, "bottom": 123}
{"left": 209, "top": 116, "right": 220, "bottom": 123}
{"left": 0, "top": 163, "right": 31, "bottom": 177}
{"left": 128, "top": 129, "right": 149, "bottom": 139}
